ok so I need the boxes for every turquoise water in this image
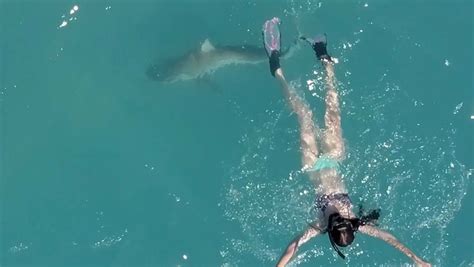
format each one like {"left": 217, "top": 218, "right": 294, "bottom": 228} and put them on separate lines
{"left": 1, "top": 0, "right": 472, "bottom": 266}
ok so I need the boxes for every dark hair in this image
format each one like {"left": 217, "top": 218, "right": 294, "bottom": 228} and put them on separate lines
{"left": 329, "top": 226, "right": 355, "bottom": 247}
{"left": 326, "top": 209, "right": 380, "bottom": 259}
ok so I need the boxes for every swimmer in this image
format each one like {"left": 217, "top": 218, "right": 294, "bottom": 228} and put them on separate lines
{"left": 262, "top": 17, "right": 431, "bottom": 267}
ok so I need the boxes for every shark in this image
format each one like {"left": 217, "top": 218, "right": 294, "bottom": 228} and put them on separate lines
{"left": 146, "top": 38, "right": 297, "bottom": 83}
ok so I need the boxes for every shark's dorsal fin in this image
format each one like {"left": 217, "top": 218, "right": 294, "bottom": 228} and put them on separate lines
{"left": 201, "top": 39, "right": 215, "bottom": 53}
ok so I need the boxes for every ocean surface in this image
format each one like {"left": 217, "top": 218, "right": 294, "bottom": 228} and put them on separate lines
{"left": 1, "top": 0, "right": 472, "bottom": 266}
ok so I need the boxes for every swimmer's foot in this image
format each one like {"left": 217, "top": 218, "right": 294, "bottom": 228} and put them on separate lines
{"left": 262, "top": 17, "right": 281, "bottom": 76}
{"left": 311, "top": 34, "right": 333, "bottom": 62}
{"left": 268, "top": 50, "right": 281, "bottom": 77}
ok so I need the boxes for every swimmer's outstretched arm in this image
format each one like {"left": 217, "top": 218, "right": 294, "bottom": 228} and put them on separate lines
{"left": 359, "top": 225, "right": 432, "bottom": 267}
{"left": 276, "top": 226, "right": 320, "bottom": 267}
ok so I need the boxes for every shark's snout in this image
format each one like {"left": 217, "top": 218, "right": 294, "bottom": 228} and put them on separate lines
{"left": 146, "top": 64, "right": 166, "bottom": 81}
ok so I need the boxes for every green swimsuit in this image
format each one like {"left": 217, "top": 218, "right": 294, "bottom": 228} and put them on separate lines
{"left": 308, "top": 154, "right": 341, "bottom": 173}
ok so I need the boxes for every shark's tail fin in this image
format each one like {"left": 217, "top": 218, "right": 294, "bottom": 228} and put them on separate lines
{"left": 280, "top": 37, "right": 301, "bottom": 60}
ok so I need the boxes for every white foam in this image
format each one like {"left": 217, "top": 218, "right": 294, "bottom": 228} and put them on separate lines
{"left": 453, "top": 102, "right": 463, "bottom": 114}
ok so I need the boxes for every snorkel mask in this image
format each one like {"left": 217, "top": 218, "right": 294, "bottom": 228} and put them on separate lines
{"left": 327, "top": 213, "right": 360, "bottom": 259}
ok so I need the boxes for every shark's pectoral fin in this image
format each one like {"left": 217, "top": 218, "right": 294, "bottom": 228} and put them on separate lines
{"left": 201, "top": 39, "right": 216, "bottom": 53}
{"left": 281, "top": 38, "right": 301, "bottom": 59}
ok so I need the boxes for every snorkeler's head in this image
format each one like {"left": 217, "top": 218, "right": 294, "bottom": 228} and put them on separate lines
{"left": 324, "top": 209, "right": 380, "bottom": 259}
{"left": 328, "top": 214, "right": 356, "bottom": 247}
{"left": 329, "top": 224, "right": 355, "bottom": 247}
{"left": 326, "top": 213, "right": 359, "bottom": 259}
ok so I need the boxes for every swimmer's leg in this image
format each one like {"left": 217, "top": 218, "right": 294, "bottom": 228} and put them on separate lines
{"left": 263, "top": 17, "right": 319, "bottom": 170}
{"left": 275, "top": 69, "right": 320, "bottom": 170}
{"left": 321, "top": 61, "right": 345, "bottom": 160}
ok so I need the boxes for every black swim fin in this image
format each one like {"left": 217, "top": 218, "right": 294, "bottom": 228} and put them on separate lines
{"left": 311, "top": 34, "right": 332, "bottom": 61}
{"left": 262, "top": 17, "right": 281, "bottom": 76}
